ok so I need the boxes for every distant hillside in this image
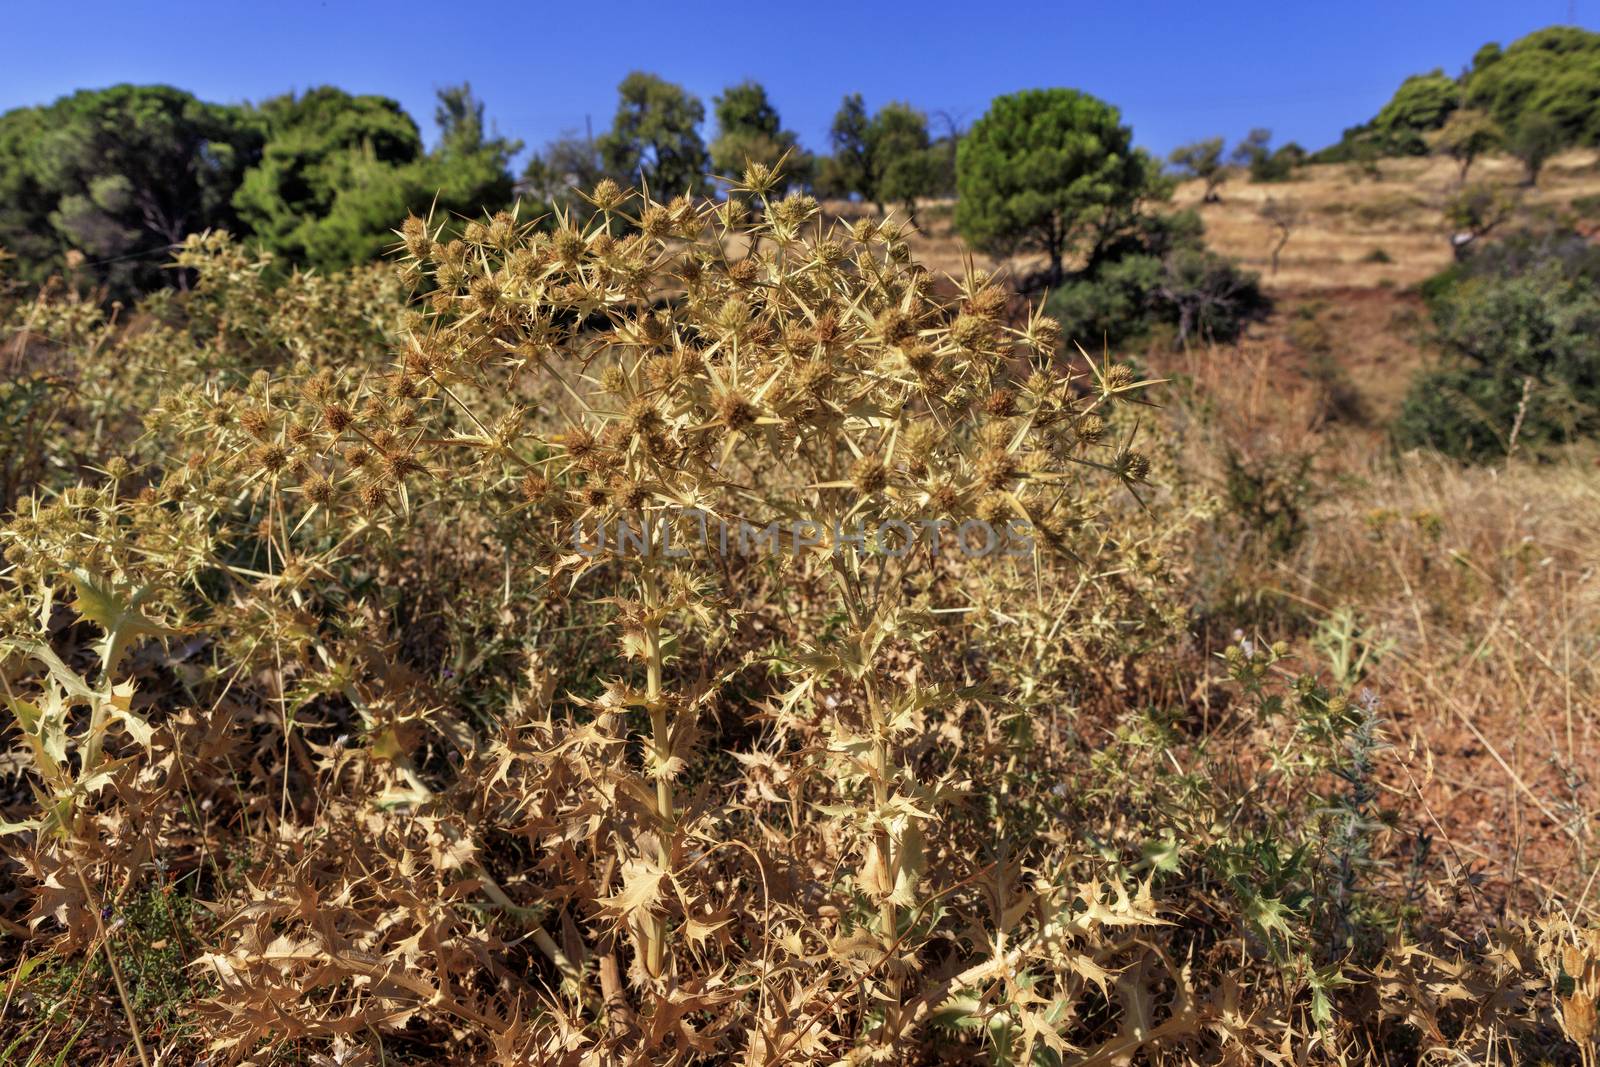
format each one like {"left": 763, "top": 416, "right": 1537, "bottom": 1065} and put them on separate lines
{"left": 1321, "top": 25, "right": 1600, "bottom": 160}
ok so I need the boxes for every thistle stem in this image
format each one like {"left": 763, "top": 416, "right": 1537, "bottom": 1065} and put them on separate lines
{"left": 641, "top": 556, "right": 672, "bottom": 978}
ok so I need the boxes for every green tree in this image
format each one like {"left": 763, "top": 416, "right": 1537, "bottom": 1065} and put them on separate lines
{"left": 599, "top": 72, "right": 708, "bottom": 197}
{"left": 1430, "top": 108, "right": 1502, "bottom": 182}
{"left": 815, "top": 96, "right": 939, "bottom": 217}
{"left": 927, "top": 110, "right": 964, "bottom": 198}
{"left": 521, "top": 131, "right": 607, "bottom": 211}
{"left": 0, "top": 105, "right": 57, "bottom": 287}
{"left": 709, "top": 80, "right": 806, "bottom": 190}
{"left": 1325, "top": 28, "right": 1600, "bottom": 164}
{"left": 817, "top": 93, "right": 872, "bottom": 200}
{"left": 232, "top": 88, "right": 425, "bottom": 268}
{"left": 1369, "top": 70, "right": 1461, "bottom": 155}
{"left": 1466, "top": 26, "right": 1600, "bottom": 146}
{"left": 0, "top": 85, "right": 260, "bottom": 296}
{"left": 1508, "top": 112, "right": 1562, "bottom": 186}
{"left": 1168, "top": 137, "right": 1227, "bottom": 202}
{"left": 867, "top": 102, "right": 938, "bottom": 220}
{"left": 423, "top": 82, "right": 521, "bottom": 215}
{"left": 1232, "top": 128, "right": 1299, "bottom": 182}
{"left": 955, "top": 88, "right": 1164, "bottom": 285}
{"left": 234, "top": 85, "right": 517, "bottom": 271}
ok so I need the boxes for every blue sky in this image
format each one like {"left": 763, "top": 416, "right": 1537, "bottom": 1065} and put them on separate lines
{"left": 5, "top": 1, "right": 1589, "bottom": 166}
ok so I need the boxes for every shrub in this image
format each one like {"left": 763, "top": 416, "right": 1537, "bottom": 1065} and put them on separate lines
{"left": 1043, "top": 211, "right": 1265, "bottom": 348}
{"left": 815, "top": 95, "right": 941, "bottom": 218}
{"left": 1367, "top": 69, "right": 1462, "bottom": 155}
{"left": 1507, "top": 111, "right": 1563, "bottom": 185}
{"left": 1232, "top": 128, "right": 1304, "bottom": 182}
{"left": 1396, "top": 231, "right": 1600, "bottom": 458}
{"left": 1223, "top": 447, "right": 1316, "bottom": 553}
{"left": 0, "top": 175, "right": 1203, "bottom": 1063}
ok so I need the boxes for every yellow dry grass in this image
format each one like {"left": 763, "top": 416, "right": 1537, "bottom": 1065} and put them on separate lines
{"left": 1170, "top": 149, "right": 1600, "bottom": 291}
{"left": 829, "top": 149, "right": 1600, "bottom": 294}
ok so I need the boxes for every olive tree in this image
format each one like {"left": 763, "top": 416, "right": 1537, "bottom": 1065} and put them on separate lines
{"left": 1169, "top": 137, "right": 1227, "bottom": 202}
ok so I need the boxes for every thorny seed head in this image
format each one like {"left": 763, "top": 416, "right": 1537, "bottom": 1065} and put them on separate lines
{"left": 562, "top": 426, "right": 598, "bottom": 462}
{"left": 401, "top": 216, "right": 432, "bottom": 259}
{"left": 727, "top": 258, "right": 762, "bottom": 289}
{"left": 589, "top": 178, "right": 626, "bottom": 211}
{"left": 714, "top": 389, "right": 759, "bottom": 432}
{"left": 519, "top": 472, "right": 553, "bottom": 503}
{"left": 357, "top": 479, "right": 387, "bottom": 511}
{"left": 984, "top": 388, "right": 1017, "bottom": 418}
{"left": 850, "top": 454, "right": 889, "bottom": 495}
{"left": 253, "top": 442, "right": 289, "bottom": 475}
{"left": 303, "top": 472, "right": 336, "bottom": 506}
{"left": 625, "top": 397, "right": 663, "bottom": 438}
{"left": 239, "top": 407, "right": 272, "bottom": 439}
{"left": 977, "top": 447, "right": 1021, "bottom": 492}
{"left": 610, "top": 476, "right": 650, "bottom": 511}
{"left": 639, "top": 204, "right": 672, "bottom": 240}
{"left": 1116, "top": 450, "right": 1151, "bottom": 483}
{"left": 322, "top": 404, "right": 352, "bottom": 433}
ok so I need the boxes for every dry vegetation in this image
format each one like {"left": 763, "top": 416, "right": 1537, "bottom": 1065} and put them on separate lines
{"left": 0, "top": 162, "right": 1596, "bottom": 1066}
{"left": 1174, "top": 151, "right": 1600, "bottom": 291}
{"left": 888, "top": 149, "right": 1600, "bottom": 292}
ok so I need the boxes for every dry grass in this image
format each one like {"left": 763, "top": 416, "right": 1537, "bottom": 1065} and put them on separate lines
{"left": 864, "top": 149, "right": 1600, "bottom": 293}
{"left": 1172, "top": 150, "right": 1600, "bottom": 291}
{"left": 1170, "top": 334, "right": 1600, "bottom": 927}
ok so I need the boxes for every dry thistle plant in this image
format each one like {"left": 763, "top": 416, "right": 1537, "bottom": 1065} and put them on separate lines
{"left": 0, "top": 167, "right": 1594, "bottom": 1066}
{"left": 353, "top": 166, "right": 1167, "bottom": 1057}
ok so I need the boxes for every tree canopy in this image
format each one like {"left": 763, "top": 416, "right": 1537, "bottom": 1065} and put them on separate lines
{"left": 955, "top": 88, "right": 1163, "bottom": 284}
{"left": 0, "top": 85, "right": 261, "bottom": 296}
{"left": 1329, "top": 26, "right": 1600, "bottom": 162}
{"left": 599, "top": 72, "right": 709, "bottom": 197}
{"left": 234, "top": 84, "right": 518, "bottom": 272}
{"left": 0, "top": 82, "right": 520, "bottom": 291}
{"left": 1466, "top": 26, "right": 1600, "bottom": 146}
{"left": 1168, "top": 137, "right": 1226, "bottom": 202}
{"left": 1368, "top": 70, "right": 1461, "bottom": 155}
{"left": 709, "top": 80, "right": 806, "bottom": 190}
{"left": 815, "top": 95, "right": 940, "bottom": 216}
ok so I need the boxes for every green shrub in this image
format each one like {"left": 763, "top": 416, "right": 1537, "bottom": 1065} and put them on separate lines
{"left": 1396, "top": 230, "right": 1600, "bottom": 458}
{"left": 1045, "top": 213, "right": 1266, "bottom": 348}
{"left": 1232, "top": 128, "right": 1304, "bottom": 182}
